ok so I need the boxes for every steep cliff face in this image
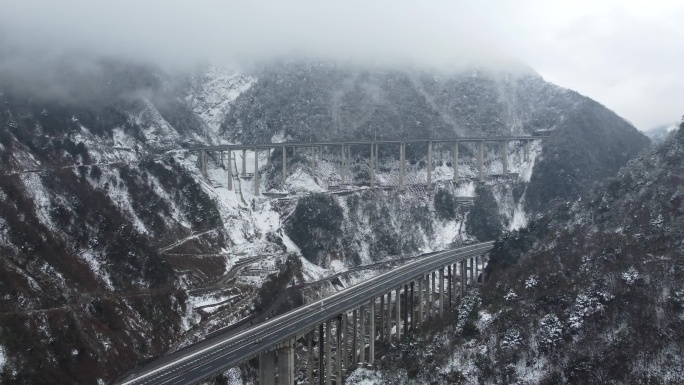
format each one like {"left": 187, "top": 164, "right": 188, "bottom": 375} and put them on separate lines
{"left": 0, "top": 57, "right": 649, "bottom": 384}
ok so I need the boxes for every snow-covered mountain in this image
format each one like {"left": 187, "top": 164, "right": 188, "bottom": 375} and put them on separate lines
{"left": 0, "top": 57, "right": 648, "bottom": 384}
{"left": 346, "top": 121, "right": 684, "bottom": 385}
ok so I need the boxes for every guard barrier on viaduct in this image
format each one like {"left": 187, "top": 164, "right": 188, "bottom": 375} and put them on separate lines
{"left": 192, "top": 137, "right": 547, "bottom": 195}
{"left": 118, "top": 241, "right": 494, "bottom": 385}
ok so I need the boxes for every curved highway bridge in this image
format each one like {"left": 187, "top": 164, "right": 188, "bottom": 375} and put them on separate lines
{"left": 118, "top": 241, "right": 494, "bottom": 385}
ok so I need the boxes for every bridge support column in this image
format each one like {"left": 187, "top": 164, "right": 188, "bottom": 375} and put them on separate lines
{"left": 524, "top": 140, "right": 530, "bottom": 162}
{"left": 266, "top": 148, "right": 271, "bottom": 167}
{"left": 403, "top": 284, "right": 409, "bottom": 336}
{"left": 369, "top": 299, "right": 375, "bottom": 366}
{"left": 326, "top": 320, "right": 332, "bottom": 385}
{"left": 418, "top": 277, "right": 424, "bottom": 326}
{"left": 478, "top": 141, "right": 485, "bottom": 183}
{"left": 470, "top": 257, "right": 475, "bottom": 285}
{"left": 199, "top": 149, "right": 207, "bottom": 177}
{"left": 278, "top": 340, "right": 294, "bottom": 385}
{"left": 399, "top": 142, "right": 405, "bottom": 191}
{"left": 307, "top": 331, "right": 314, "bottom": 385}
{"left": 352, "top": 309, "right": 357, "bottom": 368}
{"left": 226, "top": 149, "right": 233, "bottom": 190}
{"left": 481, "top": 255, "right": 485, "bottom": 283}
{"left": 370, "top": 143, "right": 375, "bottom": 188}
{"left": 427, "top": 141, "right": 433, "bottom": 189}
{"left": 395, "top": 287, "right": 402, "bottom": 341}
{"left": 282, "top": 146, "right": 287, "bottom": 186}
{"left": 461, "top": 261, "right": 466, "bottom": 297}
{"left": 431, "top": 271, "right": 436, "bottom": 320}
{"left": 254, "top": 147, "right": 260, "bottom": 196}
{"left": 380, "top": 295, "right": 385, "bottom": 341}
{"left": 358, "top": 305, "right": 365, "bottom": 367}
{"left": 439, "top": 268, "right": 445, "bottom": 318}
{"left": 410, "top": 281, "right": 415, "bottom": 332}
{"left": 319, "top": 324, "right": 325, "bottom": 385}
{"left": 311, "top": 146, "right": 316, "bottom": 178}
{"left": 259, "top": 351, "right": 276, "bottom": 385}
{"left": 341, "top": 144, "right": 346, "bottom": 184}
{"left": 241, "top": 149, "right": 247, "bottom": 176}
{"left": 475, "top": 256, "right": 480, "bottom": 284}
{"left": 502, "top": 140, "right": 508, "bottom": 176}
{"left": 453, "top": 141, "right": 459, "bottom": 182}
{"left": 337, "top": 316, "right": 342, "bottom": 382}
{"left": 386, "top": 292, "right": 392, "bottom": 344}
{"left": 341, "top": 315, "right": 348, "bottom": 377}
{"left": 448, "top": 265, "right": 452, "bottom": 309}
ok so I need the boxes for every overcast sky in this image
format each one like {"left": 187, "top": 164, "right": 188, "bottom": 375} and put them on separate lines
{"left": 1, "top": 0, "right": 682, "bottom": 129}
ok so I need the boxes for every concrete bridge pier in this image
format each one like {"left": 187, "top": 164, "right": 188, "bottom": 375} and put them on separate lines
{"left": 258, "top": 351, "right": 276, "bottom": 385}
{"left": 369, "top": 299, "right": 376, "bottom": 366}
{"left": 336, "top": 316, "right": 342, "bottom": 382}
{"left": 199, "top": 149, "right": 207, "bottom": 177}
{"left": 431, "top": 271, "right": 436, "bottom": 320}
{"left": 351, "top": 309, "right": 358, "bottom": 368}
{"left": 254, "top": 147, "right": 260, "bottom": 196}
{"left": 311, "top": 146, "right": 316, "bottom": 177}
{"left": 470, "top": 257, "right": 475, "bottom": 285}
{"left": 307, "top": 331, "right": 314, "bottom": 385}
{"left": 404, "top": 284, "right": 410, "bottom": 336}
{"left": 439, "top": 268, "right": 445, "bottom": 317}
{"left": 370, "top": 143, "right": 375, "bottom": 188}
{"left": 226, "top": 149, "right": 233, "bottom": 190}
{"left": 427, "top": 141, "right": 433, "bottom": 189}
{"left": 266, "top": 148, "right": 271, "bottom": 167}
{"left": 418, "top": 277, "right": 424, "bottom": 325}
{"left": 319, "top": 324, "right": 325, "bottom": 385}
{"left": 453, "top": 141, "right": 459, "bottom": 182}
{"left": 282, "top": 146, "right": 287, "bottom": 186}
{"left": 478, "top": 141, "right": 485, "bottom": 183}
{"left": 340, "top": 315, "right": 347, "bottom": 378}
{"left": 241, "top": 149, "right": 247, "bottom": 177}
{"left": 278, "top": 340, "right": 295, "bottom": 385}
{"left": 475, "top": 256, "right": 480, "bottom": 284}
{"left": 502, "top": 140, "right": 509, "bottom": 176}
{"left": 461, "top": 261, "right": 466, "bottom": 297}
{"left": 448, "top": 265, "right": 453, "bottom": 309}
{"left": 340, "top": 144, "right": 346, "bottom": 184}
{"left": 524, "top": 140, "right": 530, "bottom": 162}
{"left": 410, "top": 281, "right": 415, "bottom": 332}
{"left": 385, "top": 291, "right": 392, "bottom": 344}
{"left": 399, "top": 142, "right": 405, "bottom": 191}
{"left": 358, "top": 305, "right": 365, "bottom": 367}
{"left": 326, "top": 320, "right": 332, "bottom": 385}
{"left": 379, "top": 295, "right": 385, "bottom": 341}
{"left": 395, "top": 287, "right": 402, "bottom": 341}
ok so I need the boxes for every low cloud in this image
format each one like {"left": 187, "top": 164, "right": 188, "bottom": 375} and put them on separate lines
{"left": 1, "top": 0, "right": 682, "bottom": 128}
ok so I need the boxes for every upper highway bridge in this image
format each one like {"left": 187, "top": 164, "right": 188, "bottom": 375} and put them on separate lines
{"left": 190, "top": 136, "right": 547, "bottom": 195}
{"left": 117, "top": 241, "right": 494, "bottom": 385}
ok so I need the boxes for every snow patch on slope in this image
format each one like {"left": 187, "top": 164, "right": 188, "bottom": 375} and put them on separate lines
{"left": 0, "top": 344, "right": 7, "bottom": 369}
{"left": 135, "top": 100, "right": 181, "bottom": 149}
{"left": 185, "top": 65, "right": 255, "bottom": 140}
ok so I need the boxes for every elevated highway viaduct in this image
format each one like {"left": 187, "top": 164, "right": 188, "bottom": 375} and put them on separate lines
{"left": 118, "top": 241, "right": 494, "bottom": 385}
{"left": 190, "top": 136, "right": 547, "bottom": 195}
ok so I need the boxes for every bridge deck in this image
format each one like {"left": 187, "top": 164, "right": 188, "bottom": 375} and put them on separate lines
{"left": 186, "top": 136, "right": 548, "bottom": 151}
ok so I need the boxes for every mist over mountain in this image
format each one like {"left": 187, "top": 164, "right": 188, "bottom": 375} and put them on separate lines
{"left": 643, "top": 122, "right": 680, "bottom": 144}
{"left": 0, "top": 51, "right": 652, "bottom": 383}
